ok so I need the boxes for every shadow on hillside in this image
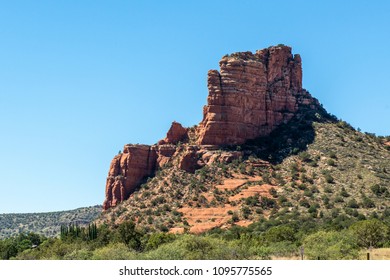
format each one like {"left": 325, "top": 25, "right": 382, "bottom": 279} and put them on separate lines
{"left": 243, "top": 104, "right": 336, "bottom": 164}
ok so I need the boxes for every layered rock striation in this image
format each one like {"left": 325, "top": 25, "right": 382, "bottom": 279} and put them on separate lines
{"left": 197, "top": 45, "right": 317, "bottom": 145}
{"left": 103, "top": 45, "right": 320, "bottom": 210}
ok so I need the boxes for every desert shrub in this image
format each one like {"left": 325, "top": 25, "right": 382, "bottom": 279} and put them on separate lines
{"left": 241, "top": 206, "right": 252, "bottom": 219}
{"left": 371, "top": 184, "right": 388, "bottom": 197}
{"left": 244, "top": 195, "right": 259, "bottom": 207}
{"left": 231, "top": 212, "right": 240, "bottom": 223}
{"left": 347, "top": 199, "right": 359, "bottom": 209}
{"left": 298, "top": 151, "right": 311, "bottom": 162}
{"left": 327, "top": 159, "right": 336, "bottom": 166}
{"left": 269, "top": 187, "right": 278, "bottom": 197}
{"left": 324, "top": 173, "right": 334, "bottom": 184}
{"left": 308, "top": 205, "right": 318, "bottom": 214}
{"left": 278, "top": 196, "right": 288, "bottom": 205}
{"left": 340, "top": 187, "right": 350, "bottom": 197}
{"left": 298, "top": 183, "right": 307, "bottom": 190}
{"left": 299, "top": 199, "right": 310, "bottom": 208}
{"left": 324, "top": 186, "right": 333, "bottom": 193}
{"left": 361, "top": 196, "right": 375, "bottom": 208}
{"left": 329, "top": 151, "right": 337, "bottom": 159}
{"left": 303, "top": 189, "right": 313, "bottom": 198}
{"left": 260, "top": 197, "right": 276, "bottom": 209}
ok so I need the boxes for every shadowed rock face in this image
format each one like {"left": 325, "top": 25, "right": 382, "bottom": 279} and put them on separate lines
{"left": 103, "top": 45, "right": 320, "bottom": 210}
{"left": 197, "top": 45, "right": 317, "bottom": 146}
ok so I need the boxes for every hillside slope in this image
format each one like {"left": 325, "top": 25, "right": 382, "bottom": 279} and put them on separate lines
{"left": 98, "top": 108, "right": 390, "bottom": 233}
{"left": 0, "top": 205, "right": 102, "bottom": 238}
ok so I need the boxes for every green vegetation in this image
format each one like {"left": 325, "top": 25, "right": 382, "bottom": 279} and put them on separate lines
{"left": 0, "top": 206, "right": 102, "bottom": 239}
{"left": 2, "top": 214, "right": 390, "bottom": 260}
{"left": 2, "top": 104, "right": 389, "bottom": 260}
{"left": 303, "top": 230, "right": 359, "bottom": 260}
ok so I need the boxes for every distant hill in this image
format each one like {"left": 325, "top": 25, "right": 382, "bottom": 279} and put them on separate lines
{"left": 0, "top": 205, "right": 102, "bottom": 239}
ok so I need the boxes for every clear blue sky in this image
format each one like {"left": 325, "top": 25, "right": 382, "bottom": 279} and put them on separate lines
{"left": 0, "top": 1, "right": 389, "bottom": 213}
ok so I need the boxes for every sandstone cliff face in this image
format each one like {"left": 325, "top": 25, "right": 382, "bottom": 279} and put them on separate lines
{"left": 197, "top": 45, "right": 316, "bottom": 145}
{"left": 103, "top": 45, "right": 319, "bottom": 210}
{"left": 103, "top": 145, "right": 157, "bottom": 210}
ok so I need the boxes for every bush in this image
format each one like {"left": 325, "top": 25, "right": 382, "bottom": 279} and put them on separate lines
{"left": 92, "top": 243, "right": 137, "bottom": 260}
{"left": 269, "top": 187, "right": 278, "bottom": 197}
{"left": 143, "top": 235, "right": 250, "bottom": 260}
{"left": 260, "top": 197, "right": 276, "bottom": 209}
{"left": 371, "top": 184, "right": 388, "bottom": 197}
{"left": 350, "top": 219, "right": 388, "bottom": 248}
{"left": 116, "top": 221, "right": 143, "bottom": 250}
{"left": 145, "top": 232, "right": 176, "bottom": 251}
{"left": 241, "top": 206, "right": 251, "bottom": 219}
{"left": 340, "top": 187, "right": 350, "bottom": 197}
{"left": 327, "top": 159, "right": 336, "bottom": 166}
{"left": 298, "top": 151, "right": 311, "bottom": 162}
{"left": 329, "top": 151, "right": 337, "bottom": 159}
{"left": 347, "top": 199, "right": 359, "bottom": 209}
{"left": 299, "top": 199, "right": 310, "bottom": 208}
{"left": 303, "top": 230, "right": 359, "bottom": 260}
{"left": 362, "top": 197, "right": 375, "bottom": 208}
{"left": 324, "top": 173, "right": 334, "bottom": 184}
{"left": 264, "top": 226, "right": 296, "bottom": 243}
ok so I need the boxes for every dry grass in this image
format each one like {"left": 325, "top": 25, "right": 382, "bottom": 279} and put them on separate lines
{"left": 271, "top": 248, "right": 390, "bottom": 260}
{"left": 359, "top": 248, "right": 390, "bottom": 260}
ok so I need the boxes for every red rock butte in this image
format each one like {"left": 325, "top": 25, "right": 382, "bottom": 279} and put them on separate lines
{"left": 103, "top": 45, "right": 319, "bottom": 210}
{"left": 197, "top": 45, "right": 316, "bottom": 145}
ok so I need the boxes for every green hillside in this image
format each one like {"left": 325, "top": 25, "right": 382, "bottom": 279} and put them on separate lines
{"left": 0, "top": 205, "right": 102, "bottom": 239}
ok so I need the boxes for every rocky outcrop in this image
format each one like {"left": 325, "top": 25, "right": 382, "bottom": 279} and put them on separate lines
{"left": 158, "top": 121, "right": 188, "bottom": 145}
{"left": 103, "top": 45, "right": 321, "bottom": 210}
{"left": 178, "top": 146, "right": 201, "bottom": 173}
{"left": 155, "top": 144, "right": 177, "bottom": 168}
{"left": 197, "top": 45, "right": 317, "bottom": 145}
{"left": 103, "top": 145, "right": 157, "bottom": 210}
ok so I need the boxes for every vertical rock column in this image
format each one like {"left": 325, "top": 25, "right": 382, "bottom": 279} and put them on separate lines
{"left": 103, "top": 144, "right": 157, "bottom": 210}
{"left": 197, "top": 45, "right": 312, "bottom": 146}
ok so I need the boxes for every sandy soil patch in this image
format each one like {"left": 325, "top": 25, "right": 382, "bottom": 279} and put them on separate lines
{"left": 215, "top": 178, "right": 248, "bottom": 191}
{"left": 229, "top": 184, "right": 276, "bottom": 202}
{"left": 169, "top": 227, "right": 185, "bottom": 234}
{"left": 235, "top": 220, "right": 253, "bottom": 227}
{"left": 215, "top": 175, "right": 262, "bottom": 191}
{"left": 179, "top": 205, "right": 239, "bottom": 233}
